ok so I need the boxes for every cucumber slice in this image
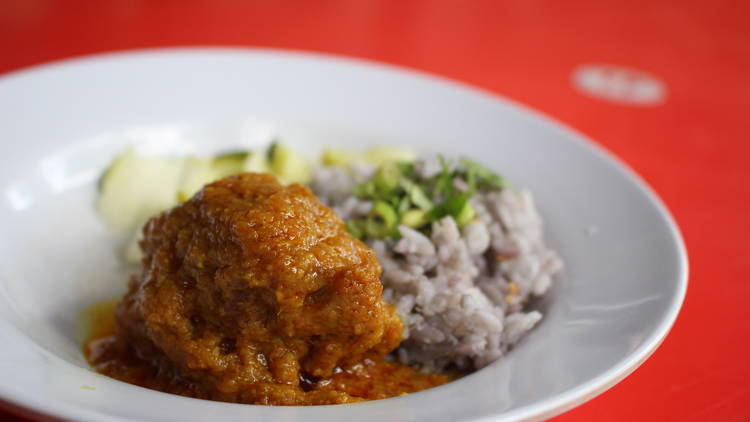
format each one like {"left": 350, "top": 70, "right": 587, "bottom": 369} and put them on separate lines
{"left": 321, "top": 146, "right": 416, "bottom": 169}
{"left": 400, "top": 209, "right": 428, "bottom": 228}
{"left": 242, "top": 150, "right": 271, "bottom": 173}
{"left": 362, "top": 147, "right": 416, "bottom": 165}
{"left": 96, "top": 149, "right": 183, "bottom": 232}
{"left": 123, "top": 229, "right": 143, "bottom": 264}
{"left": 321, "top": 148, "right": 358, "bottom": 167}
{"left": 268, "top": 143, "right": 312, "bottom": 184}
{"left": 213, "top": 151, "right": 249, "bottom": 178}
{"left": 176, "top": 156, "right": 217, "bottom": 202}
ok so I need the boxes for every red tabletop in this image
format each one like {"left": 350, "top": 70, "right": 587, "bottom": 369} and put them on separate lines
{"left": 1, "top": 1, "right": 748, "bottom": 421}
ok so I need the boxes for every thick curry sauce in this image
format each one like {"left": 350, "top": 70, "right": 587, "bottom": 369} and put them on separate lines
{"left": 85, "top": 174, "right": 448, "bottom": 405}
{"left": 84, "top": 307, "right": 447, "bottom": 404}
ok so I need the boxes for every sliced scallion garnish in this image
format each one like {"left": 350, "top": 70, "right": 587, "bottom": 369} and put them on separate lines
{"left": 349, "top": 155, "right": 504, "bottom": 239}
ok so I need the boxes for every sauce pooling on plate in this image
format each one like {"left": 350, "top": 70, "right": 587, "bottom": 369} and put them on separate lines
{"left": 84, "top": 173, "right": 448, "bottom": 404}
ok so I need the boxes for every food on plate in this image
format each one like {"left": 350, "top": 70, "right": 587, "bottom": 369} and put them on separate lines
{"left": 87, "top": 173, "right": 447, "bottom": 404}
{"left": 97, "top": 143, "right": 312, "bottom": 234}
{"left": 87, "top": 143, "right": 561, "bottom": 404}
{"left": 97, "top": 149, "right": 184, "bottom": 232}
{"left": 322, "top": 146, "right": 417, "bottom": 168}
{"left": 98, "top": 143, "right": 317, "bottom": 263}
{"left": 311, "top": 156, "right": 562, "bottom": 371}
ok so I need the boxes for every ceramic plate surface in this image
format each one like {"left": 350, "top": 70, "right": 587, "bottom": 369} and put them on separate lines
{"left": 0, "top": 48, "right": 687, "bottom": 422}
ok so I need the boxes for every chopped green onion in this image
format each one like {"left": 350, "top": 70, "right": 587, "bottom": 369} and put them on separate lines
{"left": 438, "top": 155, "right": 451, "bottom": 172}
{"left": 428, "top": 193, "right": 469, "bottom": 221}
{"left": 347, "top": 155, "right": 504, "bottom": 239}
{"left": 397, "top": 161, "right": 417, "bottom": 180}
{"left": 455, "top": 202, "right": 476, "bottom": 227}
{"left": 431, "top": 164, "right": 454, "bottom": 199}
{"left": 397, "top": 196, "right": 412, "bottom": 214}
{"left": 409, "top": 184, "right": 433, "bottom": 211}
{"left": 459, "top": 157, "right": 506, "bottom": 190}
{"left": 401, "top": 209, "right": 428, "bottom": 228}
{"left": 374, "top": 162, "right": 401, "bottom": 194}
{"left": 354, "top": 181, "right": 377, "bottom": 198}
{"left": 465, "top": 162, "right": 478, "bottom": 195}
{"left": 346, "top": 219, "right": 365, "bottom": 239}
{"left": 380, "top": 193, "right": 401, "bottom": 209}
{"left": 366, "top": 200, "right": 398, "bottom": 238}
{"left": 399, "top": 178, "right": 433, "bottom": 211}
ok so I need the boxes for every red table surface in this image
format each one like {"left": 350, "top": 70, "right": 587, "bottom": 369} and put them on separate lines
{"left": 1, "top": 1, "right": 748, "bottom": 421}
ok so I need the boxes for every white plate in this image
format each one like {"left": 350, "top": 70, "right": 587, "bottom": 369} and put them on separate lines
{"left": 0, "top": 48, "right": 687, "bottom": 422}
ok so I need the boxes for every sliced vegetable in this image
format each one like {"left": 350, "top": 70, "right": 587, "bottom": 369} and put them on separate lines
{"left": 99, "top": 143, "right": 325, "bottom": 267}
{"left": 361, "top": 146, "right": 417, "bottom": 165}
{"left": 428, "top": 193, "right": 469, "bottom": 222}
{"left": 397, "top": 161, "right": 418, "bottom": 180}
{"left": 455, "top": 202, "right": 476, "bottom": 227}
{"left": 347, "top": 154, "right": 502, "bottom": 239}
{"left": 400, "top": 178, "right": 433, "bottom": 211}
{"left": 177, "top": 156, "right": 216, "bottom": 202}
{"left": 431, "top": 158, "right": 455, "bottom": 199}
{"left": 400, "top": 209, "right": 428, "bottom": 228}
{"left": 354, "top": 180, "right": 377, "bottom": 198}
{"left": 99, "top": 145, "right": 500, "bottom": 249}
{"left": 365, "top": 200, "right": 398, "bottom": 238}
{"left": 213, "top": 151, "right": 249, "bottom": 178}
{"left": 345, "top": 219, "right": 365, "bottom": 239}
{"left": 322, "top": 148, "right": 359, "bottom": 167}
{"left": 321, "top": 146, "right": 416, "bottom": 169}
{"left": 373, "top": 162, "right": 401, "bottom": 194}
{"left": 123, "top": 230, "right": 143, "bottom": 264}
{"left": 397, "top": 196, "right": 412, "bottom": 215}
{"left": 267, "top": 142, "right": 278, "bottom": 161}
{"left": 242, "top": 150, "right": 270, "bottom": 173}
{"left": 459, "top": 157, "right": 506, "bottom": 190}
{"left": 97, "top": 149, "right": 183, "bottom": 232}
{"left": 268, "top": 142, "right": 312, "bottom": 184}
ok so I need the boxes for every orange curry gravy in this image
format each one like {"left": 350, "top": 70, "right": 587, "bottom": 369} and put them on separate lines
{"left": 84, "top": 306, "right": 448, "bottom": 404}
{"left": 85, "top": 174, "right": 449, "bottom": 405}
